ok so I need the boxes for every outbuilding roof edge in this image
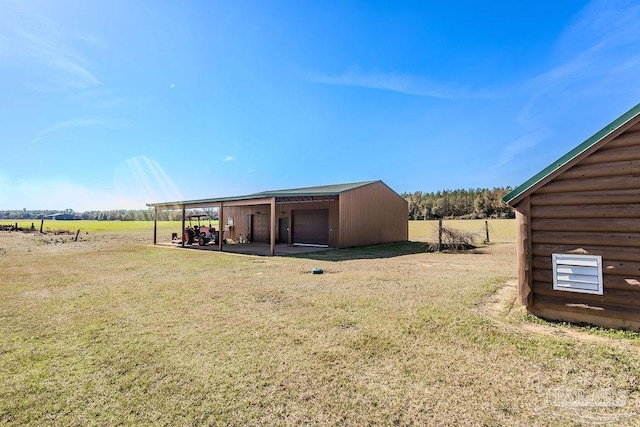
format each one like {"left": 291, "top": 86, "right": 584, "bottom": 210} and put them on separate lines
{"left": 146, "top": 180, "right": 381, "bottom": 209}
{"left": 503, "top": 102, "right": 640, "bottom": 206}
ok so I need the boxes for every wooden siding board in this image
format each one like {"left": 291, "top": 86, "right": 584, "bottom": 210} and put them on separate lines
{"left": 535, "top": 175, "right": 640, "bottom": 193}
{"left": 529, "top": 304, "right": 640, "bottom": 331}
{"left": 604, "top": 130, "right": 640, "bottom": 148}
{"left": 532, "top": 230, "right": 640, "bottom": 247}
{"left": 578, "top": 145, "right": 640, "bottom": 164}
{"left": 533, "top": 281, "right": 640, "bottom": 308}
{"left": 532, "top": 243, "right": 640, "bottom": 263}
{"left": 533, "top": 294, "right": 640, "bottom": 322}
{"left": 531, "top": 204, "right": 640, "bottom": 218}
{"left": 530, "top": 189, "right": 640, "bottom": 206}
{"left": 531, "top": 218, "right": 640, "bottom": 233}
{"left": 525, "top": 128, "right": 640, "bottom": 328}
{"left": 557, "top": 160, "right": 633, "bottom": 180}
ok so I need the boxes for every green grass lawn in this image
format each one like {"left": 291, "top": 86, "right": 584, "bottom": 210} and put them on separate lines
{"left": 0, "top": 221, "right": 638, "bottom": 425}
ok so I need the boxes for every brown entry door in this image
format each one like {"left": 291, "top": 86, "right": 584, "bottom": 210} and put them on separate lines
{"left": 278, "top": 217, "right": 288, "bottom": 244}
{"left": 251, "top": 214, "right": 269, "bottom": 243}
{"left": 292, "top": 209, "right": 329, "bottom": 246}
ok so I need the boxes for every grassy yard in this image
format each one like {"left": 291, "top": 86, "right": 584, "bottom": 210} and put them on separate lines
{"left": 0, "top": 222, "right": 638, "bottom": 425}
{"left": 409, "top": 218, "right": 516, "bottom": 243}
{"left": 3, "top": 220, "right": 192, "bottom": 235}
{"left": 5, "top": 218, "right": 513, "bottom": 242}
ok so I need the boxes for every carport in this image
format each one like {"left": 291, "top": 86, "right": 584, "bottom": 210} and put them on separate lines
{"left": 147, "top": 180, "right": 408, "bottom": 256}
{"left": 148, "top": 196, "right": 278, "bottom": 256}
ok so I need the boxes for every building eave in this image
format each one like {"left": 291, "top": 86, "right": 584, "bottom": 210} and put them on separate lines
{"left": 503, "top": 102, "right": 640, "bottom": 207}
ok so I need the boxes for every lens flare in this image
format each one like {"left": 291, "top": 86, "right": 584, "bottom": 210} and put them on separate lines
{"left": 114, "top": 156, "right": 182, "bottom": 204}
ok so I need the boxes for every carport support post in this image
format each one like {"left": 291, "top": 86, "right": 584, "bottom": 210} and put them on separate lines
{"left": 218, "top": 203, "right": 224, "bottom": 252}
{"left": 153, "top": 206, "right": 157, "bottom": 245}
{"left": 181, "top": 205, "right": 186, "bottom": 248}
{"left": 270, "top": 197, "right": 276, "bottom": 256}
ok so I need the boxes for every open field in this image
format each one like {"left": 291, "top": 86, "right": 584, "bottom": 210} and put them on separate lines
{"left": 2, "top": 220, "right": 193, "bottom": 235}
{"left": 1, "top": 222, "right": 639, "bottom": 425}
{"left": 4, "top": 219, "right": 514, "bottom": 243}
{"left": 409, "top": 219, "right": 516, "bottom": 243}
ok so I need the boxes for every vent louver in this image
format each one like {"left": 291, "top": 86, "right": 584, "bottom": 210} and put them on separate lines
{"left": 552, "top": 254, "right": 603, "bottom": 295}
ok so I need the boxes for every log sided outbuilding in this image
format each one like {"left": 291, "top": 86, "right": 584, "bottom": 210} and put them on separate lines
{"left": 147, "top": 180, "right": 408, "bottom": 256}
{"left": 503, "top": 102, "right": 640, "bottom": 331}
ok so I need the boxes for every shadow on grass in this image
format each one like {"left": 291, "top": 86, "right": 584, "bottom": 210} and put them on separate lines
{"left": 288, "top": 241, "right": 483, "bottom": 261}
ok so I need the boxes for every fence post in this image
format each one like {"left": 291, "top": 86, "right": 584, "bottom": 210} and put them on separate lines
{"left": 438, "top": 218, "right": 443, "bottom": 252}
{"left": 485, "top": 220, "right": 490, "bottom": 243}
{"left": 40, "top": 219, "right": 44, "bottom": 233}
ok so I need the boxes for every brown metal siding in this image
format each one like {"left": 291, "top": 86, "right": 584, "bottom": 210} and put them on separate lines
{"left": 526, "top": 126, "right": 640, "bottom": 329}
{"left": 223, "top": 205, "right": 269, "bottom": 242}
{"left": 220, "top": 182, "right": 408, "bottom": 249}
{"left": 338, "top": 181, "right": 408, "bottom": 248}
{"left": 223, "top": 200, "right": 339, "bottom": 246}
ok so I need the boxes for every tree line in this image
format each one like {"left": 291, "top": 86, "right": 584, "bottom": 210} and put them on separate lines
{"left": 400, "top": 187, "right": 514, "bottom": 220}
{"left": 2, "top": 187, "right": 514, "bottom": 222}
{"left": 0, "top": 209, "right": 218, "bottom": 222}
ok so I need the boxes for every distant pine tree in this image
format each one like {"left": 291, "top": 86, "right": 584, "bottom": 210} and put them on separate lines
{"left": 401, "top": 187, "right": 514, "bottom": 220}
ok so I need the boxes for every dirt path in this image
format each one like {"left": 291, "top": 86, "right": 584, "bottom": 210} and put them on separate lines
{"left": 477, "top": 280, "right": 640, "bottom": 349}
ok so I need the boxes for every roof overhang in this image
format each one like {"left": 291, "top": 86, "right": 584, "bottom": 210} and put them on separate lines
{"left": 146, "top": 180, "right": 379, "bottom": 210}
{"left": 503, "top": 102, "right": 640, "bottom": 207}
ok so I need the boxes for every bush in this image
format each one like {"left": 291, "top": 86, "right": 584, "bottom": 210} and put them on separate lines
{"left": 428, "top": 225, "right": 478, "bottom": 252}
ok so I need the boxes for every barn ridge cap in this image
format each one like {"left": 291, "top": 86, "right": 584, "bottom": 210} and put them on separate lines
{"left": 503, "top": 101, "right": 640, "bottom": 206}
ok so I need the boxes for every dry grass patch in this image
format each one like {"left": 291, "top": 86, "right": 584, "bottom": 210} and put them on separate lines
{"left": 1, "top": 229, "right": 638, "bottom": 425}
{"left": 409, "top": 219, "right": 516, "bottom": 243}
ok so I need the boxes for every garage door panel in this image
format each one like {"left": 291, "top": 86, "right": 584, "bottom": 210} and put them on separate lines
{"left": 292, "top": 209, "right": 328, "bottom": 245}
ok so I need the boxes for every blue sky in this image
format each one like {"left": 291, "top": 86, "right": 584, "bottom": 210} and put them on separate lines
{"left": 2, "top": 0, "right": 640, "bottom": 210}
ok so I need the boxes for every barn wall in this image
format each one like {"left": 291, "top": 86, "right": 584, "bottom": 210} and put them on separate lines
{"left": 222, "top": 205, "right": 269, "bottom": 242}
{"left": 338, "top": 181, "right": 408, "bottom": 248}
{"left": 526, "top": 123, "right": 640, "bottom": 330}
{"left": 223, "top": 200, "right": 339, "bottom": 246}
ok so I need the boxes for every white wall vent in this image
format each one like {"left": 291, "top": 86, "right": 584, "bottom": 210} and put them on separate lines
{"left": 552, "top": 254, "right": 603, "bottom": 295}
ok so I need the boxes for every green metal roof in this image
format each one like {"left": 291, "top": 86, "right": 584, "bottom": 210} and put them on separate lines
{"left": 250, "top": 180, "right": 378, "bottom": 198}
{"left": 147, "top": 180, "right": 379, "bottom": 208}
{"left": 503, "top": 102, "right": 640, "bottom": 206}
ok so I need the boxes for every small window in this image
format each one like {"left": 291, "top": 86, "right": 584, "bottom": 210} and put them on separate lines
{"left": 552, "top": 254, "right": 603, "bottom": 295}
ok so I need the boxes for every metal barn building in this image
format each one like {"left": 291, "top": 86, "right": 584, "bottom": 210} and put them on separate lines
{"left": 504, "top": 102, "right": 640, "bottom": 331}
{"left": 148, "top": 180, "right": 408, "bottom": 256}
